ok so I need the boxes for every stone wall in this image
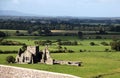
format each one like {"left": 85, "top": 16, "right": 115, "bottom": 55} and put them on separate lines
{"left": 54, "top": 60, "right": 82, "bottom": 66}
{"left": 0, "top": 65, "right": 80, "bottom": 78}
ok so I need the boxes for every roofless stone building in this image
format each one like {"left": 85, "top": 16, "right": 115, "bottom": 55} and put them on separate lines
{"left": 16, "top": 46, "right": 53, "bottom": 64}
{"left": 16, "top": 46, "right": 82, "bottom": 66}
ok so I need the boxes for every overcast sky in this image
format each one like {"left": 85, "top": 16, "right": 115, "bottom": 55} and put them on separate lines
{"left": 0, "top": 0, "right": 120, "bottom": 17}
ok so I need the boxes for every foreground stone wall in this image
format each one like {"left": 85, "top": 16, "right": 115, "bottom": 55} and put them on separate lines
{"left": 0, "top": 65, "right": 80, "bottom": 78}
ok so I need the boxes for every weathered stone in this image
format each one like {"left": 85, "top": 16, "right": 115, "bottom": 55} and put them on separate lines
{"left": 0, "top": 65, "right": 80, "bottom": 78}
{"left": 42, "top": 48, "right": 53, "bottom": 65}
{"left": 16, "top": 46, "right": 53, "bottom": 65}
{"left": 53, "top": 60, "right": 82, "bottom": 66}
{"left": 16, "top": 46, "right": 82, "bottom": 66}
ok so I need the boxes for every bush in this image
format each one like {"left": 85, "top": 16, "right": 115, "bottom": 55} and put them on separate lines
{"left": 0, "top": 40, "right": 26, "bottom": 45}
{"left": 0, "top": 51, "right": 17, "bottom": 54}
{"left": 50, "top": 50, "right": 65, "bottom": 53}
{"left": 56, "top": 39, "right": 62, "bottom": 42}
{"left": 68, "top": 50, "right": 74, "bottom": 53}
{"left": 0, "top": 31, "right": 6, "bottom": 37}
{"left": 95, "top": 36, "right": 102, "bottom": 39}
{"left": 80, "top": 49, "right": 87, "bottom": 52}
{"left": 51, "top": 49, "right": 74, "bottom": 53}
{"left": 101, "top": 42, "right": 109, "bottom": 46}
{"left": 90, "top": 42, "right": 96, "bottom": 46}
{"left": 34, "top": 40, "right": 52, "bottom": 46}
{"left": 58, "top": 41, "right": 78, "bottom": 45}
{"left": 6, "top": 56, "right": 15, "bottom": 63}
{"left": 105, "top": 48, "right": 110, "bottom": 52}
{"left": 80, "top": 49, "right": 83, "bottom": 52}
{"left": 0, "top": 38, "right": 4, "bottom": 42}
{"left": 110, "top": 40, "right": 120, "bottom": 51}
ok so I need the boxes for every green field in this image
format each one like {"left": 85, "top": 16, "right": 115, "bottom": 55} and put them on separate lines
{"left": 0, "top": 36, "right": 120, "bottom": 78}
{"left": 0, "top": 29, "right": 28, "bottom": 36}
{"left": 0, "top": 52, "right": 120, "bottom": 78}
{"left": 1, "top": 36, "right": 112, "bottom": 52}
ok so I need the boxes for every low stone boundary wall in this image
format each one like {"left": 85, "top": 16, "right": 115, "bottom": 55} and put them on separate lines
{"left": 0, "top": 65, "right": 80, "bottom": 78}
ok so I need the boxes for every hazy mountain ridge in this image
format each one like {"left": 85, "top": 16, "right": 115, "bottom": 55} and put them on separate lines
{"left": 0, "top": 10, "right": 120, "bottom": 20}
{"left": 0, "top": 10, "right": 35, "bottom": 16}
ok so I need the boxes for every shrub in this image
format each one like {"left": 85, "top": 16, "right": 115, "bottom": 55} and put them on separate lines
{"left": 0, "top": 31, "right": 6, "bottom": 37}
{"left": 68, "top": 50, "right": 74, "bottom": 53}
{"left": 21, "top": 44, "right": 27, "bottom": 52}
{"left": 90, "top": 42, "right": 95, "bottom": 46}
{"left": 6, "top": 56, "right": 15, "bottom": 63}
{"left": 0, "top": 51, "right": 17, "bottom": 54}
{"left": 34, "top": 40, "right": 52, "bottom": 46}
{"left": 105, "top": 48, "right": 109, "bottom": 52}
{"left": 51, "top": 49, "right": 74, "bottom": 53}
{"left": 80, "top": 49, "right": 87, "bottom": 52}
{"left": 101, "top": 42, "right": 109, "bottom": 46}
{"left": 110, "top": 40, "right": 120, "bottom": 51}
{"left": 0, "top": 38, "right": 4, "bottom": 42}
{"left": 0, "top": 40, "right": 26, "bottom": 45}
{"left": 56, "top": 39, "right": 62, "bottom": 42}
{"left": 80, "top": 49, "right": 83, "bottom": 52}
{"left": 57, "top": 41, "right": 78, "bottom": 45}
{"left": 50, "top": 50, "right": 65, "bottom": 53}
{"left": 95, "top": 36, "right": 102, "bottom": 39}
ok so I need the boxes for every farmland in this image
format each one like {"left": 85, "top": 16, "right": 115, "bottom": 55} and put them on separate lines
{"left": 0, "top": 16, "right": 120, "bottom": 78}
{"left": 0, "top": 36, "right": 120, "bottom": 78}
{"left": 0, "top": 52, "right": 120, "bottom": 78}
{"left": 0, "top": 36, "right": 112, "bottom": 52}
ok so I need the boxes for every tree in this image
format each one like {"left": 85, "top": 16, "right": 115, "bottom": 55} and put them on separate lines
{"left": 44, "top": 28, "right": 52, "bottom": 36}
{"left": 110, "top": 40, "right": 120, "bottom": 51}
{"left": 90, "top": 42, "right": 95, "bottom": 46}
{"left": 28, "top": 28, "right": 33, "bottom": 35}
{"left": 98, "top": 29, "right": 106, "bottom": 34}
{"left": 6, "top": 56, "right": 15, "bottom": 63}
{"left": 21, "top": 44, "right": 27, "bottom": 52}
{"left": 64, "top": 47, "right": 67, "bottom": 52}
{"left": 0, "top": 31, "right": 6, "bottom": 37}
{"left": 38, "top": 29, "right": 42, "bottom": 36}
{"left": 78, "top": 31, "right": 83, "bottom": 39}
{"left": 16, "top": 30, "right": 20, "bottom": 36}
{"left": 0, "top": 38, "right": 4, "bottom": 42}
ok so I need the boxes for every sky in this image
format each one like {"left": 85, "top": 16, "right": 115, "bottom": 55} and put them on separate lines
{"left": 0, "top": 0, "right": 120, "bottom": 17}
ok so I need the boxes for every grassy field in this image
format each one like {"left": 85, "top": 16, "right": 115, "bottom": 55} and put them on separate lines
{"left": 0, "top": 36, "right": 112, "bottom": 52}
{"left": 0, "top": 46, "right": 21, "bottom": 51}
{"left": 0, "top": 29, "right": 28, "bottom": 36}
{"left": 0, "top": 36, "right": 120, "bottom": 78}
{"left": 0, "top": 52, "right": 120, "bottom": 78}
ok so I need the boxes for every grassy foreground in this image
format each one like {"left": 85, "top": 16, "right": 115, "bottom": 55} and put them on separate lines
{"left": 0, "top": 36, "right": 120, "bottom": 78}
{"left": 0, "top": 52, "right": 120, "bottom": 78}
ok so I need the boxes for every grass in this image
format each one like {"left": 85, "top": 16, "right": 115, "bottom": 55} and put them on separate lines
{"left": 0, "top": 36, "right": 119, "bottom": 78}
{"left": 62, "top": 46, "right": 111, "bottom": 52}
{"left": 5, "top": 36, "right": 79, "bottom": 40}
{"left": 0, "top": 52, "right": 120, "bottom": 78}
{"left": 0, "top": 29, "right": 27, "bottom": 36}
{"left": 0, "top": 46, "right": 22, "bottom": 51}
{"left": 0, "top": 36, "right": 112, "bottom": 52}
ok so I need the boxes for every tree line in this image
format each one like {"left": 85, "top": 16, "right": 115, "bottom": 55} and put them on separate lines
{"left": 0, "top": 18, "right": 120, "bottom": 32}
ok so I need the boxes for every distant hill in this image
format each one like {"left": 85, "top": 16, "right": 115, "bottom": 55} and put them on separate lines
{"left": 0, "top": 10, "right": 120, "bottom": 20}
{"left": 0, "top": 10, "right": 35, "bottom": 16}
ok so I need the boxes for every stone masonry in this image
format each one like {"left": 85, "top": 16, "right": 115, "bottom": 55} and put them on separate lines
{"left": 0, "top": 65, "right": 80, "bottom": 78}
{"left": 16, "top": 46, "right": 82, "bottom": 66}
{"left": 16, "top": 46, "right": 53, "bottom": 65}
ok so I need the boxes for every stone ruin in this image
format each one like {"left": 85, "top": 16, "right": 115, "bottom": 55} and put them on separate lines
{"left": 16, "top": 46, "right": 82, "bottom": 66}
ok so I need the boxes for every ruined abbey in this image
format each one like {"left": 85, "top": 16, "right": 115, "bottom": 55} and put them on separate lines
{"left": 16, "top": 46, "right": 53, "bottom": 64}
{"left": 16, "top": 46, "right": 82, "bottom": 66}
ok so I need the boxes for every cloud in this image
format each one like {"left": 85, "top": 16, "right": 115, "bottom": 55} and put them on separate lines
{"left": 12, "top": 0, "right": 19, "bottom": 4}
